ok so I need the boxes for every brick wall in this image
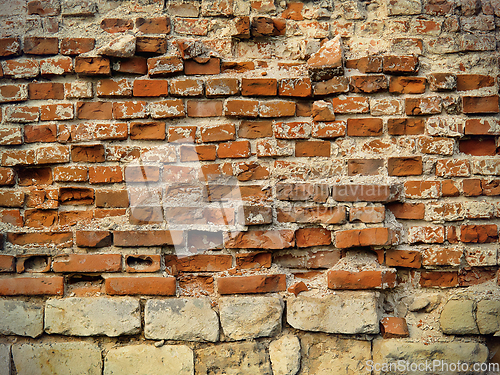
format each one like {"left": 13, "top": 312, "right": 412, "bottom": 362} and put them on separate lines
{"left": 1, "top": 0, "right": 500, "bottom": 373}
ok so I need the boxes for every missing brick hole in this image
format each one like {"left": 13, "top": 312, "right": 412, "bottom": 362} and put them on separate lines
{"left": 126, "top": 255, "right": 153, "bottom": 269}
{"left": 67, "top": 274, "right": 104, "bottom": 285}
{"left": 23, "top": 256, "right": 49, "bottom": 272}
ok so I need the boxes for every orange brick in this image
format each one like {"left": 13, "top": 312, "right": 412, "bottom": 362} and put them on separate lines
{"left": 278, "top": 77, "right": 312, "bottom": 97}
{"left": 217, "top": 274, "right": 286, "bottom": 294}
{"left": 187, "top": 100, "right": 223, "bottom": 117}
{"left": 0, "top": 276, "right": 64, "bottom": 295}
{"left": 242, "top": 78, "right": 277, "bottom": 96}
{"left": 105, "top": 276, "right": 176, "bottom": 295}
{"left": 53, "top": 254, "right": 120, "bottom": 272}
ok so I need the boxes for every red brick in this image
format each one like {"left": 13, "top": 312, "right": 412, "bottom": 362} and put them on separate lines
{"left": 225, "top": 230, "right": 294, "bottom": 249}
{"left": 60, "top": 37, "right": 95, "bottom": 55}
{"left": 457, "top": 74, "right": 495, "bottom": 91}
{"left": 113, "top": 101, "right": 147, "bottom": 119}
{"left": 383, "top": 55, "right": 419, "bottom": 74}
{"left": 463, "top": 95, "right": 499, "bottom": 114}
{"left": 217, "top": 141, "right": 251, "bottom": 158}
{"left": 435, "top": 159, "right": 470, "bottom": 177}
{"left": 460, "top": 224, "right": 498, "bottom": 243}
{"left": 5, "top": 105, "right": 39, "bottom": 123}
{"left": 187, "top": 100, "right": 223, "bottom": 117}
{"left": 184, "top": 57, "right": 220, "bottom": 75}
{"left": 0, "top": 255, "right": 15, "bottom": 272}
{"left": 53, "top": 254, "right": 120, "bottom": 273}
{"left": 251, "top": 17, "right": 286, "bottom": 36}
{"left": 221, "top": 61, "right": 255, "bottom": 73}
{"left": 225, "top": 99, "right": 259, "bottom": 117}
{"left": 422, "top": 247, "right": 463, "bottom": 266}
{"left": 389, "top": 76, "right": 426, "bottom": 94}
{"left": 75, "top": 56, "right": 111, "bottom": 75}
{"left": 288, "top": 281, "right": 308, "bottom": 296}
{"left": 311, "top": 100, "right": 335, "bottom": 122}
{"left": 327, "top": 270, "right": 396, "bottom": 289}
{"left": 419, "top": 271, "right": 458, "bottom": 288}
{"left": 347, "top": 118, "right": 383, "bottom": 136}
{"left": 205, "top": 77, "right": 239, "bottom": 97}
{"left": 404, "top": 181, "right": 441, "bottom": 199}
{"left": 405, "top": 97, "right": 442, "bottom": 115}
{"left": 36, "top": 145, "right": 70, "bottom": 164}
{"left": 136, "top": 37, "right": 167, "bottom": 54}
{"left": 348, "top": 159, "right": 384, "bottom": 175}
{"left": 296, "top": 228, "right": 332, "bottom": 247}
{"left": 114, "top": 230, "right": 183, "bottom": 247}
{"left": 312, "top": 121, "right": 346, "bottom": 138}
{"left": 130, "top": 121, "right": 166, "bottom": 140}
{"left": 335, "top": 227, "right": 395, "bottom": 248}
{"left": 235, "top": 253, "right": 272, "bottom": 269}
{"left": 278, "top": 78, "right": 312, "bottom": 97}
{"left": 386, "top": 249, "right": 421, "bottom": 268}
{"left": 277, "top": 206, "right": 346, "bottom": 224}
{"left": 53, "top": 166, "right": 87, "bottom": 182}
{"left": 217, "top": 274, "right": 286, "bottom": 294}
{"left": 167, "top": 125, "right": 196, "bottom": 143}
{"left": 259, "top": 100, "right": 296, "bottom": 118}
{"left": 3, "top": 60, "right": 39, "bottom": 79}
{"left": 295, "top": 141, "right": 330, "bottom": 157}
{"left": 388, "top": 157, "right": 423, "bottom": 176}
{"left": 408, "top": 225, "right": 445, "bottom": 244}
{"left": 442, "top": 180, "right": 460, "bottom": 197}
{"left": 71, "top": 144, "right": 105, "bottom": 163}
{"left": 427, "top": 73, "right": 457, "bottom": 91}
{"left": 105, "top": 276, "right": 176, "bottom": 295}
{"left": 346, "top": 56, "right": 383, "bottom": 73}
{"left": 76, "top": 102, "right": 113, "bottom": 120}
{"left": 100, "top": 18, "right": 134, "bottom": 33}
{"left": 313, "top": 77, "right": 349, "bottom": 95}
{"left": 175, "top": 18, "right": 210, "bottom": 36}
{"left": 180, "top": 145, "right": 217, "bottom": 161}
{"left": 124, "top": 166, "right": 160, "bottom": 182}
{"left": 28, "top": 82, "right": 64, "bottom": 100}
{"left": 124, "top": 255, "right": 161, "bottom": 273}
{"left": 459, "top": 138, "right": 497, "bottom": 156}
{"left": 0, "top": 276, "right": 64, "bottom": 295}
{"left": 113, "top": 57, "right": 148, "bottom": 75}
{"left": 25, "top": 209, "right": 57, "bottom": 228}
{"left": 150, "top": 99, "right": 185, "bottom": 119}
{"left": 242, "top": 78, "right": 277, "bottom": 96}
{"left": 350, "top": 75, "right": 388, "bottom": 93}
{"left": 170, "top": 78, "right": 204, "bottom": 96}
{"left": 165, "top": 254, "right": 232, "bottom": 272}
{"left": 59, "top": 187, "right": 94, "bottom": 205}
{"left": 460, "top": 268, "right": 497, "bottom": 287}
{"left": 133, "top": 79, "right": 168, "bottom": 97}
{"left": 1, "top": 149, "right": 35, "bottom": 166}
{"left": 274, "top": 121, "right": 311, "bottom": 139}
{"left": 89, "top": 166, "right": 123, "bottom": 184}
{"left": 276, "top": 183, "right": 328, "bottom": 202}
{"left": 64, "top": 81, "right": 92, "bottom": 99}
{"left": 331, "top": 97, "right": 369, "bottom": 114}
{"left": 136, "top": 16, "right": 171, "bottom": 33}
{"left": 96, "top": 79, "right": 132, "bottom": 97}
{"left": 59, "top": 210, "right": 94, "bottom": 226}
{"left": 7, "top": 232, "right": 72, "bottom": 247}
{"left": 331, "top": 184, "right": 399, "bottom": 202}
{"left": 307, "top": 37, "right": 343, "bottom": 81}
{"left": 24, "top": 37, "right": 58, "bottom": 55}
{"left": 146, "top": 56, "right": 183, "bottom": 77}
{"left": 380, "top": 317, "right": 410, "bottom": 338}
{"left": 387, "top": 118, "right": 425, "bottom": 135}
{"left": 0, "top": 168, "right": 16, "bottom": 186}
{"left": 0, "top": 37, "right": 21, "bottom": 57}
{"left": 349, "top": 206, "right": 385, "bottom": 223}
{"left": 95, "top": 189, "right": 129, "bottom": 208}
{"left": 0, "top": 84, "right": 28, "bottom": 103}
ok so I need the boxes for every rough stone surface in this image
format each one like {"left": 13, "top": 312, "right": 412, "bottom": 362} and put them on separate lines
{"left": 99, "top": 35, "right": 136, "bottom": 57}
{"left": 300, "top": 333, "right": 371, "bottom": 375}
{"left": 220, "top": 296, "right": 283, "bottom": 340}
{"left": 372, "top": 339, "right": 488, "bottom": 375}
{"left": 440, "top": 299, "right": 479, "bottom": 334}
{"left": 44, "top": 297, "right": 141, "bottom": 337}
{"left": 269, "top": 334, "right": 301, "bottom": 375}
{"left": 287, "top": 292, "right": 380, "bottom": 334}
{"left": 145, "top": 297, "right": 219, "bottom": 342}
{"left": 476, "top": 300, "right": 500, "bottom": 334}
{"left": 104, "top": 345, "right": 194, "bottom": 375}
{"left": 12, "top": 342, "right": 102, "bottom": 375}
{"left": 0, "top": 344, "right": 10, "bottom": 375}
{"left": 0, "top": 300, "right": 43, "bottom": 337}
{"left": 196, "top": 341, "right": 272, "bottom": 375}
